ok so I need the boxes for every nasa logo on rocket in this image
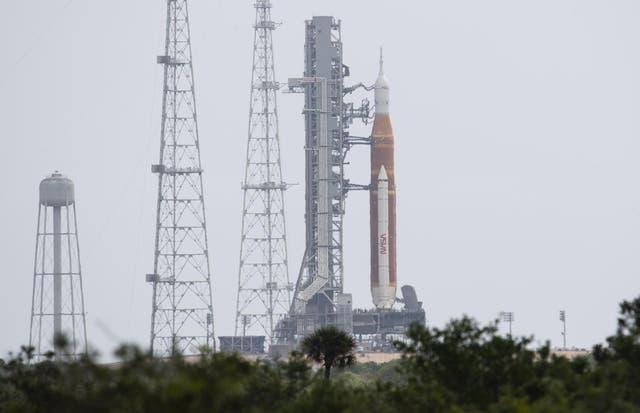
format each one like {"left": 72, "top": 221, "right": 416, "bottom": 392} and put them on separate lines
{"left": 379, "top": 234, "right": 387, "bottom": 255}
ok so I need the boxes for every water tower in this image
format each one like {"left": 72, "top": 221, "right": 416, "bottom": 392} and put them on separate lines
{"left": 29, "top": 172, "right": 87, "bottom": 360}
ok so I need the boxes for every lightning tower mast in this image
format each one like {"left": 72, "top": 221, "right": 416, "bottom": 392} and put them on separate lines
{"left": 235, "top": 0, "right": 291, "bottom": 342}
{"left": 148, "top": 0, "right": 215, "bottom": 356}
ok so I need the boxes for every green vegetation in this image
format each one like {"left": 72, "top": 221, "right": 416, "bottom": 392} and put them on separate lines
{"left": 2, "top": 296, "right": 640, "bottom": 412}
{"left": 301, "top": 325, "right": 356, "bottom": 378}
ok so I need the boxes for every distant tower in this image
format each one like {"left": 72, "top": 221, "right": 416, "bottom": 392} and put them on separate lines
{"left": 29, "top": 172, "right": 87, "bottom": 360}
{"left": 235, "top": 0, "right": 291, "bottom": 343}
{"left": 147, "top": 0, "right": 215, "bottom": 356}
{"left": 559, "top": 310, "right": 567, "bottom": 349}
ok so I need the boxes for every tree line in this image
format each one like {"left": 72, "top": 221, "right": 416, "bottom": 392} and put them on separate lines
{"left": 2, "top": 296, "right": 640, "bottom": 412}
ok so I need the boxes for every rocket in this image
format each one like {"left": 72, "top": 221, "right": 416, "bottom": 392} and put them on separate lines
{"left": 370, "top": 49, "right": 397, "bottom": 309}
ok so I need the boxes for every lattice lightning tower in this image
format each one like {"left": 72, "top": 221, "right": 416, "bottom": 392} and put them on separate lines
{"left": 235, "top": 0, "right": 291, "bottom": 342}
{"left": 148, "top": 0, "right": 215, "bottom": 356}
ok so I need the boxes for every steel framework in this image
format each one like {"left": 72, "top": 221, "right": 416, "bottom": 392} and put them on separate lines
{"left": 281, "top": 17, "right": 369, "bottom": 339}
{"left": 29, "top": 173, "right": 87, "bottom": 361}
{"left": 289, "top": 18, "right": 346, "bottom": 321}
{"left": 234, "top": 0, "right": 291, "bottom": 343}
{"left": 148, "top": 0, "right": 214, "bottom": 356}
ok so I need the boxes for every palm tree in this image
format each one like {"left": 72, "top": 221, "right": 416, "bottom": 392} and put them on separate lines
{"left": 301, "top": 326, "right": 356, "bottom": 379}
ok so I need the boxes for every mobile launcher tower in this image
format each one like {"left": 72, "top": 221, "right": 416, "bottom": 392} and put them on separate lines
{"left": 273, "top": 16, "right": 425, "bottom": 353}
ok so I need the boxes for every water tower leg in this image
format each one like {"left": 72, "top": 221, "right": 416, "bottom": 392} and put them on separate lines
{"left": 53, "top": 206, "right": 62, "bottom": 343}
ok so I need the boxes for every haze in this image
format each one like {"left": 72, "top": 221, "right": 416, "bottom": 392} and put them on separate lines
{"left": 2, "top": 0, "right": 640, "bottom": 359}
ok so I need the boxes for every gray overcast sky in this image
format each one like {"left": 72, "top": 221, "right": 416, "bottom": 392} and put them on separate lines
{"left": 2, "top": 0, "right": 640, "bottom": 360}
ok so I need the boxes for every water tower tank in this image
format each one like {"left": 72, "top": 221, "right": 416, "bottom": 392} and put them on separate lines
{"left": 39, "top": 172, "right": 74, "bottom": 206}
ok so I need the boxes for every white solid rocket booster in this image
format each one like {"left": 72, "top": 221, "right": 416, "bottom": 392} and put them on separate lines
{"left": 373, "top": 165, "right": 394, "bottom": 308}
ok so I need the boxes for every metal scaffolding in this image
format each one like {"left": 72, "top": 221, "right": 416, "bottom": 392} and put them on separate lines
{"left": 234, "top": 0, "right": 291, "bottom": 345}
{"left": 289, "top": 17, "right": 347, "bottom": 321}
{"left": 276, "top": 16, "right": 370, "bottom": 343}
{"left": 148, "top": 0, "right": 215, "bottom": 356}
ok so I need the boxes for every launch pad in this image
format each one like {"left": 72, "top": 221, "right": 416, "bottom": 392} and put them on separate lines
{"left": 270, "top": 286, "right": 425, "bottom": 355}
{"left": 271, "top": 15, "right": 424, "bottom": 353}
{"left": 225, "top": 14, "right": 425, "bottom": 355}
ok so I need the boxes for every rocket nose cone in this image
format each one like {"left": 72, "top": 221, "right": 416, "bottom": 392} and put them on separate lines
{"left": 374, "top": 47, "right": 390, "bottom": 114}
{"left": 378, "top": 165, "right": 388, "bottom": 180}
{"left": 375, "top": 47, "right": 389, "bottom": 89}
